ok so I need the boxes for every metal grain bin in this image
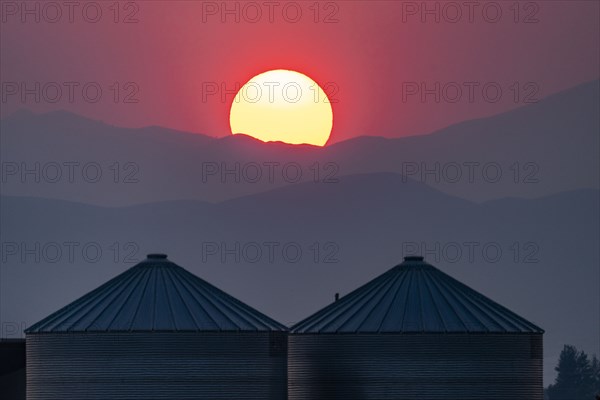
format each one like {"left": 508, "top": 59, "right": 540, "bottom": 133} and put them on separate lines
{"left": 289, "top": 256, "right": 544, "bottom": 400}
{"left": 25, "top": 254, "right": 287, "bottom": 400}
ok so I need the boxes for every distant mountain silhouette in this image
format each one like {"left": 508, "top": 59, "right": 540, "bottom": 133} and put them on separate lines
{"left": 1, "top": 173, "right": 598, "bottom": 385}
{"left": 1, "top": 80, "right": 597, "bottom": 205}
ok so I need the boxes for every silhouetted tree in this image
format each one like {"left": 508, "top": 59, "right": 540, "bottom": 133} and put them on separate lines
{"left": 592, "top": 355, "right": 600, "bottom": 398}
{"left": 547, "top": 345, "right": 599, "bottom": 399}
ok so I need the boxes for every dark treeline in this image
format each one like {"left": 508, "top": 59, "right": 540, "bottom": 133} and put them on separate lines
{"left": 546, "top": 345, "right": 600, "bottom": 400}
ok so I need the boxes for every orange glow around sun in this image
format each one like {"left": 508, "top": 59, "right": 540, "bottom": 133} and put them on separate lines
{"left": 229, "top": 70, "right": 333, "bottom": 146}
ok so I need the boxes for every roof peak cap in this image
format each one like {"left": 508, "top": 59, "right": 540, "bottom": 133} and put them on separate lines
{"left": 403, "top": 255, "right": 424, "bottom": 262}
{"left": 147, "top": 253, "right": 168, "bottom": 260}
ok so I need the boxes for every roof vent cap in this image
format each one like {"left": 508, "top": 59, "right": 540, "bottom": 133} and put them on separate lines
{"left": 147, "top": 253, "right": 168, "bottom": 260}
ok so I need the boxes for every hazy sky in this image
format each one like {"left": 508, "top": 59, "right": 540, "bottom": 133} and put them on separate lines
{"left": 1, "top": 1, "right": 598, "bottom": 142}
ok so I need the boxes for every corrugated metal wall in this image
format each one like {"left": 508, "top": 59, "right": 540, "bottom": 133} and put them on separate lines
{"left": 288, "top": 333, "right": 543, "bottom": 400}
{"left": 27, "top": 331, "right": 287, "bottom": 400}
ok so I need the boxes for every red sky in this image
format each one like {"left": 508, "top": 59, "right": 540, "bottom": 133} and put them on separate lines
{"left": 1, "top": 0, "right": 598, "bottom": 143}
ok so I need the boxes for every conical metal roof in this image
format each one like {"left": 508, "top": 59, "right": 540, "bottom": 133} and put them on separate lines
{"left": 292, "top": 256, "right": 543, "bottom": 334}
{"left": 26, "top": 254, "right": 286, "bottom": 333}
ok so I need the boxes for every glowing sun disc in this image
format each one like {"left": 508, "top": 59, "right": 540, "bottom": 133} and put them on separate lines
{"left": 229, "top": 69, "right": 333, "bottom": 146}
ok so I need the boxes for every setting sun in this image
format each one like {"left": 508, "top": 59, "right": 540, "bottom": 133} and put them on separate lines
{"left": 229, "top": 70, "right": 333, "bottom": 146}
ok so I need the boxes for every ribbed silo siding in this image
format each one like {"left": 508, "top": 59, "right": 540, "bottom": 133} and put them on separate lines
{"left": 288, "top": 333, "right": 543, "bottom": 400}
{"left": 27, "top": 332, "right": 287, "bottom": 400}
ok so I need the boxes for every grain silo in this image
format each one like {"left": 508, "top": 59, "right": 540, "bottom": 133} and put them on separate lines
{"left": 25, "top": 254, "right": 287, "bottom": 400}
{"left": 289, "top": 256, "right": 544, "bottom": 400}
